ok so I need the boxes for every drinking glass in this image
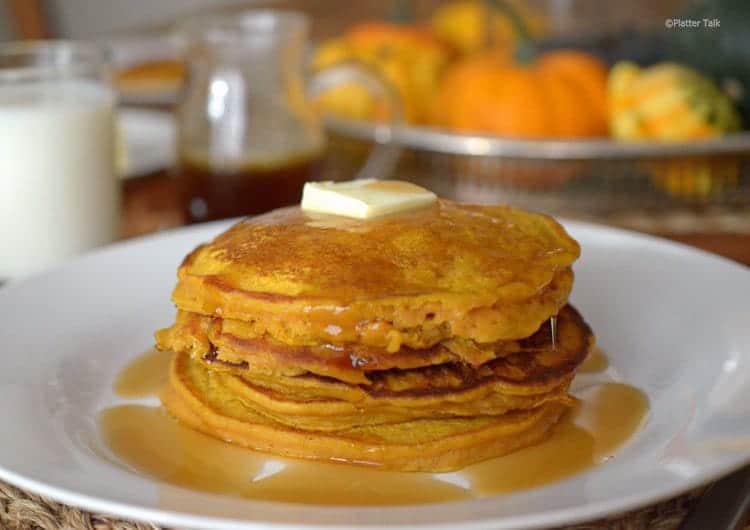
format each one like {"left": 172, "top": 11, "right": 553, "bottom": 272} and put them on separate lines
{"left": 0, "top": 41, "right": 119, "bottom": 280}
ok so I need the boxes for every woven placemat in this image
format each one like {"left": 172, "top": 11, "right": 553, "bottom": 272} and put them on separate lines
{"left": 0, "top": 479, "right": 733, "bottom": 530}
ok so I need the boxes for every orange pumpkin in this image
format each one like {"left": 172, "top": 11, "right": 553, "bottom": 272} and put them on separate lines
{"left": 433, "top": 50, "right": 608, "bottom": 138}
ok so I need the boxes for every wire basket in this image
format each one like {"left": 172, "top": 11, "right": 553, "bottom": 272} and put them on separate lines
{"left": 322, "top": 119, "right": 750, "bottom": 227}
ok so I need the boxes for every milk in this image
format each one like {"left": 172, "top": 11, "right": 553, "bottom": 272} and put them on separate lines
{"left": 0, "top": 80, "right": 119, "bottom": 279}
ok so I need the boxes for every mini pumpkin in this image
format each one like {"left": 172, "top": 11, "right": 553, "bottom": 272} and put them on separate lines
{"left": 433, "top": 49, "right": 609, "bottom": 138}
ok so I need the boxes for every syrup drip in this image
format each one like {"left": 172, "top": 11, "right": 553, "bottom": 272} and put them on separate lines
{"left": 550, "top": 315, "right": 557, "bottom": 349}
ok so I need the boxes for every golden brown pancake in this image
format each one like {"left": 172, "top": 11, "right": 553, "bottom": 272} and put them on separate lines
{"left": 162, "top": 351, "right": 571, "bottom": 471}
{"left": 158, "top": 301, "right": 587, "bottom": 385}
{"left": 180, "top": 306, "right": 591, "bottom": 430}
{"left": 170, "top": 268, "right": 572, "bottom": 353}
{"left": 158, "top": 310, "right": 519, "bottom": 384}
{"left": 171, "top": 201, "right": 579, "bottom": 350}
{"left": 156, "top": 198, "right": 590, "bottom": 472}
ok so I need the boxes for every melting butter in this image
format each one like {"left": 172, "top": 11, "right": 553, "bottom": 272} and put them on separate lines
{"left": 301, "top": 179, "right": 437, "bottom": 219}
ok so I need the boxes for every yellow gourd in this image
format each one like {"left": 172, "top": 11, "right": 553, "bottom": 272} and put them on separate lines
{"left": 431, "top": 0, "right": 546, "bottom": 55}
{"left": 609, "top": 61, "right": 743, "bottom": 199}
{"left": 646, "top": 157, "right": 739, "bottom": 199}
{"left": 608, "top": 61, "right": 741, "bottom": 141}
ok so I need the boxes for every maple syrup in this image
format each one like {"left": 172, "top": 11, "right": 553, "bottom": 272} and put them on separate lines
{"left": 102, "top": 348, "right": 648, "bottom": 505}
{"left": 114, "top": 348, "right": 172, "bottom": 398}
{"left": 579, "top": 346, "right": 610, "bottom": 373}
{"left": 176, "top": 152, "right": 322, "bottom": 223}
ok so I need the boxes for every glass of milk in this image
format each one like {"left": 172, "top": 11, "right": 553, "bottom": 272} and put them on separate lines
{"left": 0, "top": 41, "right": 119, "bottom": 281}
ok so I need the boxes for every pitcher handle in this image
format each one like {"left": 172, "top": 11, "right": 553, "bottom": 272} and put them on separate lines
{"left": 308, "top": 62, "right": 403, "bottom": 181}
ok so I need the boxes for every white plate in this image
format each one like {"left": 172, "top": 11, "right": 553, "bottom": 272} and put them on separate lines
{"left": 117, "top": 108, "right": 176, "bottom": 179}
{"left": 0, "top": 221, "right": 749, "bottom": 530}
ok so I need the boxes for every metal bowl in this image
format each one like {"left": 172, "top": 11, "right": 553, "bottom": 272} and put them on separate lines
{"left": 323, "top": 119, "right": 750, "bottom": 221}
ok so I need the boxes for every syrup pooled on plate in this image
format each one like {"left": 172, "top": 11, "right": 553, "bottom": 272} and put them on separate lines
{"left": 114, "top": 348, "right": 172, "bottom": 398}
{"left": 102, "top": 349, "right": 648, "bottom": 505}
{"left": 100, "top": 404, "right": 470, "bottom": 505}
{"left": 579, "top": 346, "right": 610, "bottom": 373}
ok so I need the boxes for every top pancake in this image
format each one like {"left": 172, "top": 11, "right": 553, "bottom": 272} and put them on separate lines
{"left": 178, "top": 200, "right": 578, "bottom": 300}
{"left": 172, "top": 200, "right": 579, "bottom": 346}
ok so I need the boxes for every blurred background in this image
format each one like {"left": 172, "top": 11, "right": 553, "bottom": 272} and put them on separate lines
{"left": 0, "top": 0, "right": 688, "bottom": 40}
{"left": 2, "top": 0, "right": 749, "bottom": 278}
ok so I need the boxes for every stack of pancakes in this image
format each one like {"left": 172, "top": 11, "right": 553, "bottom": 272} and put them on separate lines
{"left": 157, "top": 200, "right": 593, "bottom": 471}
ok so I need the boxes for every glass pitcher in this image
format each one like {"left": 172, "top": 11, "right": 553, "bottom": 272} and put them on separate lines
{"left": 176, "top": 10, "right": 401, "bottom": 223}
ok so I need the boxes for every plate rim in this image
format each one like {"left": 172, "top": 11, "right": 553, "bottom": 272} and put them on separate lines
{"left": 1, "top": 450, "right": 747, "bottom": 530}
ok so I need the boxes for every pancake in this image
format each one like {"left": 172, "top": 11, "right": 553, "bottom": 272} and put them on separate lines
{"left": 210, "top": 369, "right": 573, "bottom": 431}
{"left": 156, "top": 195, "right": 590, "bottom": 472}
{"left": 168, "top": 268, "right": 572, "bottom": 354}
{"left": 171, "top": 201, "right": 579, "bottom": 349}
{"left": 162, "top": 351, "right": 571, "bottom": 471}
{"left": 157, "top": 310, "right": 522, "bottom": 384}
{"left": 183, "top": 305, "right": 590, "bottom": 431}
{"left": 158, "top": 299, "right": 586, "bottom": 384}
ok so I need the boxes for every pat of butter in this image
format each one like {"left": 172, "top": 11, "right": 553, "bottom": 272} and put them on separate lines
{"left": 301, "top": 180, "right": 437, "bottom": 219}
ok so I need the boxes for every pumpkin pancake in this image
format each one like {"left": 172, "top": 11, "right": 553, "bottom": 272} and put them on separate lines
{"left": 171, "top": 200, "right": 579, "bottom": 350}
{"left": 162, "top": 351, "right": 571, "bottom": 471}
{"left": 167, "top": 267, "right": 572, "bottom": 354}
{"left": 156, "top": 195, "right": 590, "bottom": 472}
{"left": 181, "top": 305, "right": 591, "bottom": 431}
{"left": 157, "top": 300, "right": 586, "bottom": 386}
{"left": 157, "top": 310, "right": 523, "bottom": 384}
